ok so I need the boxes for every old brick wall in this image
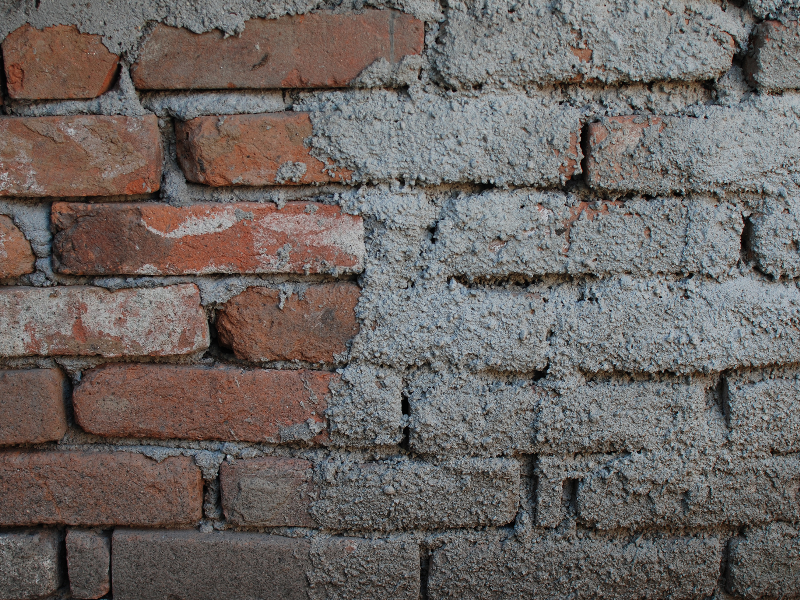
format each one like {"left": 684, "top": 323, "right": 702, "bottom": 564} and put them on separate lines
{"left": 0, "top": 0, "right": 799, "bottom": 598}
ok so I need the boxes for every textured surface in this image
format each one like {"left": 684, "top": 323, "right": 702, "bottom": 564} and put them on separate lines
{"left": 0, "top": 368, "right": 67, "bottom": 446}
{"left": 0, "top": 530, "right": 62, "bottom": 600}
{"left": 66, "top": 529, "right": 110, "bottom": 600}
{"left": 0, "top": 215, "right": 35, "bottom": 278}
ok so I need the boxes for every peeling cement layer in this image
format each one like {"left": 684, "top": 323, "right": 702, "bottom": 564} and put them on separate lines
{"left": 429, "top": 191, "right": 742, "bottom": 280}
{"left": 427, "top": 528, "right": 721, "bottom": 599}
{"left": 576, "top": 450, "right": 800, "bottom": 530}
{"left": 407, "top": 370, "right": 714, "bottom": 457}
{"left": 586, "top": 94, "right": 800, "bottom": 196}
{"left": 303, "top": 90, "right": 582, "bottom": 187}
{"left": 750, "top": 195, "right": 800, "bottom": 278}
{"left": 0, "top": 529, "right": 62, "bottom": 600}
{"left": 434, "top": 0, "right": 749, "bottom": 88}
{"left": 0, "top": 0, "right": 442, "bottom": 55}
{"left": 311, "top": 456, "right": 519, "bottom": 531}
{"left": 727, "top": 523, "right": 800, "bottom": 599}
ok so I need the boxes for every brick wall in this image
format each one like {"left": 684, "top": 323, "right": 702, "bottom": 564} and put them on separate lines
{"left": 1, "top": 1, "right": 799, "bottom": 598}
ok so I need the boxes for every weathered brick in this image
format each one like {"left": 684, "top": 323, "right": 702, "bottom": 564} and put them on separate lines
{"left": 216, "top": 283, "right": 360, "bottom": 364}
{"left": 132, "top": 11, "right": 423, "bottom": 90}
{"left": 0, "top": 451, "right": 202, "bottom": 526}
{"left": 74, "top": 364, "right": 330, "bottom": 443}
{"left": 310, "top": 457, "right": 519, "bottom": 531}
{"left": 0, "top": 215, "right": 35, "bottom": 278}
{"left": 408, "top": 371, "right": 709, "bottom": 457}
{"left": 584, "top": 97, "right": 800, "bottom": 195}
{"left": 725, "top": 371, "right": 800, "bottom": 453}
{"left": 303, "top": 91, "right": 582, "bottom": 186}
{"left": 112, "top": 529, "right": 419, "bottom": 600}
{"left": 728, "top": 523, "right": 800, "bottom": 599}
{"left": 0, "top": 284, "right": 209, "bottom": 358}
{"left": 0, "top": 368, "right": 67, "bottom": 446}
{"left": 0, "top": 115, "right": 161, "bottom": 197}
{"left": 176, "top": 113, "right": 351, "bottom": 186}
{"left": 750, "top": 196, "right": 800, "bottom": 278}
{"left": 428, "top": 529, "right": 721, "bottom": 600}
{"left": 576, "top": 451, "right": 800, "bottom": 530}
{"left": 220, "top": 457, "right": 317, "bottom": 527}
{"left": 66, "top": 529, "right": 110, "bottom": 600}
{"left": 434, "top": 0, "right": 744, "bottom": 88}
{"left": 0, "top": 529, "right": 62, "bottom": 600}
{"left": 430, "top": 191, "right": 741, "bottom": 280}
{"left": 52, "top": 201, "right": 365, "bottom": 276}
{"left": 2, "top": 25, "right": 119, "bottom": 100}
{"left": 746, "top": 19, "right": 800, "bottom": 91}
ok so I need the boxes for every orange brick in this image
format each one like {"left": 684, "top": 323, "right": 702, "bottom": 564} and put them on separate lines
{"left": 220, "top": 457, "right": 317, "bottom": 527}
{"left": 131, "top": 10, "right": 423, "bottom": 90}
{"left": 52, "top": 201, "right": 364, "bottom": 275}
{"left": 0, "top": 284, "right": 209, "bottom": 358}
{"left": 0, "top": 215, "right": 35, "bottom": 278}
{"left": 0, "top": 369, "right": 67, "bottom": 446}
{"left": 216, "top": 283, "right": 360, "bottom": 364}
{"left": 0, "top": 451, "right": 202, "bottom": 526}
{"left": 2, "top": 25, "right": 119, "bottom": 100}
{"left": 0, "top": 115, "right": 161, "bottom": 197}
{"left": 176, "top": 113, "right": 350, "bottom": 186}
{"left": 73, "top": 364, "right": 332, "bottom": 443}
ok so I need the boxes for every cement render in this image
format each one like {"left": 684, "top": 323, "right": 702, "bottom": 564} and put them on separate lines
{"left": 727, "top": 523, "right": 800, "bottom": 598}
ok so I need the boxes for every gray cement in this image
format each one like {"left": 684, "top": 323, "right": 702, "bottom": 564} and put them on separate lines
{"left": 727, "top": 523, "right": 800, "bottom": 598}
{"left": 749, "top": 0, "right": 800, "bottom": 17}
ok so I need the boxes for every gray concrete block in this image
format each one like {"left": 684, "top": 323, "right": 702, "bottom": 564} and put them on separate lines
{"left": 728, "top": 523, "right": 800, "bottom": 599}
{"left": 434, "top": 0, "right": 747, "bottom": 88}
{"left": 0, "top": 529, "right": 61, "bottom": 600}
{"left": 746, "top": 18, "right": 800, "bottom": 91}
{"left": 749, "top": 0, "right": 800, "bottom": 18}
{"left": 66, "top": 529, "right": 110, "bottom": 600}
{"left": 428, "top": 529, "right": 721, "bottom": 599}
{"left": 750, "top": 196, "right": 800, "bottom": 278}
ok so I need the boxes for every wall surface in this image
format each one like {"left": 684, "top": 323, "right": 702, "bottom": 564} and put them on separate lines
{"left": 1, "top": 0, "right": 800, "bottom": 598}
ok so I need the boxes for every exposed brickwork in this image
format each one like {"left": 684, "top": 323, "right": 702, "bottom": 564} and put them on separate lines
{"left": 0, "top": 451, "right": 203, "bottom": 526}
{"left": 0, "top": 529, "right": 62, "bottom": 600}
{"left": 2, "top": 25, "right": 119, "bottom": 99}
{"left": 66, "top": 529, "right": 111, "bottom": 600}
{"left": 0, "top": 214, "right": 35, "bottom": 278}
{"left": 74, "top": 364, "right": 331, "bottom": 443}
{"left": 0, "top": 284, "right": 209, "bottom": 358}
{"left": 132, "top": 11, "right": 423, "bottom": 89}
{"left": 176, "top": 113, "right": 351, "bottom": 186}
{"left": 0, "top": 115, "right": 162, "bottom": 197}
{"left": 52, "top": 201, "right": 365, "bottom": 276}
{"left": 216, "top": 283, "right": 360, "bottom": 363}
{"left": 0, "top": 368, "right": 67, "bottom": 446}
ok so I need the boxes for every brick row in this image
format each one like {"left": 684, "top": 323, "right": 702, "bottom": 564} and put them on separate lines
{"left": 0, "top": 284, "right": 208, "bottom": 358}
{"left": 52, "top": 201, "right": 365, "bottom": 276}
{"left": 0, "top": 115, "right": 161, "bottom": 197}
{"left": 434, "top": 0, "right": 744, "bottom": 87}
{"left": 0, "top": 215, "right": 35, "bottom": 278}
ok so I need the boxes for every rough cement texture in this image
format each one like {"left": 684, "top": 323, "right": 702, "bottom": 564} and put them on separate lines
{"left": 427, "top": 528, "right": 722, "bottom": 599}
{"left": 750, "top": 195, "right": 800, "bottom": 277}
{"left": 311, "top": 456, "right": 519, "bottom": 531}
{"left": 727, "top": 523, "right": 800, "bottom": 599}
{"left": 433, "top": 0, "right": 749, "bottom": 88}
{"left": 303, "top": 90, "right": 582, "bottom": 187}
{"left": 749, "top": 0, "right": 800, "bottom": 17}
{"left": 141, "top": 91, "right": 288, "bottom": 120}
{"left": 0, "top": 529, "right": 61, "bottom": 600}
{"left": 745, "top": 18, "right": 800, "bottom": 90}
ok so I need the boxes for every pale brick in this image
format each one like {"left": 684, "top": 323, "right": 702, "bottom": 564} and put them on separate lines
{"left": 750, "top": 196, "right": 800, "bottom": 278}
{"left": 112, "top": 529, "right": 419, "bottom": 600}
{"left": 576, "top": 451, "right": 800, "bottom": 530}
{"left": 585, "top": 96, "right": 800, "bottom": 195}
{"left": 66, "top": 529, "right": 110, "bottom": 600}
{"left": 0, "top": 529, "right": 62, "bottom": 600}
{"left": 53, "top": 201, "right": 365, "bottom": 276}
{"left": 430, "top": 191, "right": 741, "bottom": 280}
{"left": 728, "top": 523, "right": 800, "bottom": 599}
{"left": 746, "top": 19, "right": 800, "bottom": 91}
{"left": 434, "top": 0, "right": 745, "bottom": 88}
{"left": 0, "top": 215, "right": 35, "bottom": 278}
{"left": 304, "top": 91, "right": 581, "bottom": 187}
{"left": 0, "top": 284, "right": 209, "bottom": 358}
{"left": 428, "top": 529, "right": 721, "bottom": 599}
{"left": 310, "top": 457, "right": 519, "bottom": 531}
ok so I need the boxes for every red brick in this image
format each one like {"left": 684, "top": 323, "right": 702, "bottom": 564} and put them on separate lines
{"left": 2, "top": 25, "right": 119, "bottom": 100}
{"left": 73, "top": 364, "right": 332, "bottom": 443}
{"left": 52, "top": 201, "right": 365, "bottom": 276}
{"left": 0, "top": 284, "right": 209, "bottom": 358}
{"left": 0, "top": 115, "right": 161, "bottom": 197}
{"left": 0, "top": 215, "right": 35, "bottom": 278}
{"left": 131, "top": 10, "right": 423, "bottom": 90}
{"left": 220, "top": 457, "right": 317, "bottom": 527}
{"left": 216, "top": 283, "right": 360, "bottom": 363}
{"left": 0, "top": 369, "right": 67, "bottom": 446}
{"left": 66, "top": 529, "right": 111, "bottom": 600}
{"left": 176, "top": 113, "right": 351, "bottom": 186}
{"left": 0, "top": 451, "right": 202, "bottom": 526}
